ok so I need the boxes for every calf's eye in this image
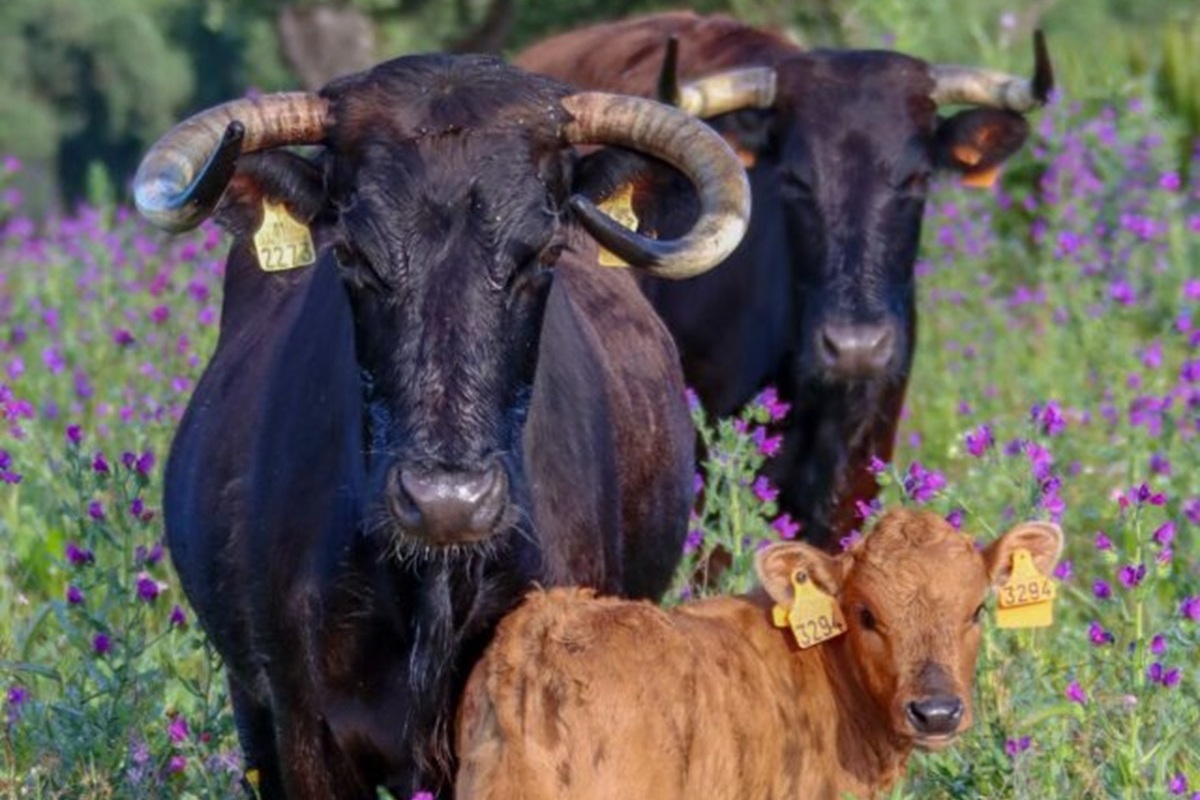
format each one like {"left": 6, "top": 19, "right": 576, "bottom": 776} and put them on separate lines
{"left": 972, "top": 603, "right": 986, "bottom": 624}
{"left": 858, "top": 606, "right": 877, "bottom": 631}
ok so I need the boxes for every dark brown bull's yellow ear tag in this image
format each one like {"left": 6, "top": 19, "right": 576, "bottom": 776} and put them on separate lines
{"left": 596, "top": 184, "right": 640, "bottom": 268}
{"left": 254, "top": 201, "right": 316, "bottom": 272}
{"left": 772, "top": 570, "right": 845, "bottom": 649}
{"left": 996, "top": 548, "right": 1057, "bottom": 629}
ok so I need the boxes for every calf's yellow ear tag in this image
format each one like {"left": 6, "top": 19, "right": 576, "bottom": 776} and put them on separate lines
{"left": 772, "top": 570, "right": 845, "bottom": 649}
{"left": 596, "top": 184, "right": 640, "bottom": 268}
{"left": 996, "top": 548, "right": 1057, "bottom": 629}
{"left": 254, "top": 201, "right": 316, "bottom": 272}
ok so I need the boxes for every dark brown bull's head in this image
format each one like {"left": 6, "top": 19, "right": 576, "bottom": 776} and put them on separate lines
{"left": 134, "top": 55, "right": 749, "bottom": 551}
{"left": 757, "top": 508, "right": 1063, "bottom": 748}
{"left": 659, "top": 34, "right": 1052, "bottom": 383}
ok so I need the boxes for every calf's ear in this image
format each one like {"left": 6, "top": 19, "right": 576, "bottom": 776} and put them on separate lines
{"left": 982, "top": 521, "right": 1064, "bottom": 587}
{"left": 934, "top": 108, "right": 1030, "bottom": 189}
{"left": 755, "top": 542, "right": 846, "bottom": 606}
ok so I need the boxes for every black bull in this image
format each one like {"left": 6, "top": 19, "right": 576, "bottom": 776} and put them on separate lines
{"left": 135, "top": 55, "right": 749, "bottom": 798}
{"left": 517, "top": 11, "right": 1052, "bottom": 548}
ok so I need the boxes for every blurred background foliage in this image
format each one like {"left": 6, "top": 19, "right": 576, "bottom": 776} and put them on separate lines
{"left": 1, "top": 0, "right": 1198, "bottom": 211}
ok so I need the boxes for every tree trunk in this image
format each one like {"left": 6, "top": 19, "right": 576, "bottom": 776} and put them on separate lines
{"left": 276, "top": 5, "right": 378, "bottom": 90}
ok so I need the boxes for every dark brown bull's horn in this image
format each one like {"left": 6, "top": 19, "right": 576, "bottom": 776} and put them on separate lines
{"left": 672, "top": 67, "right": 777, "bottom": 117}
{"left": 562, "top": 93, "right": 751, "bottom": 281}
{"left": 134, "top": 93, "right": 329, "bottom": 232}
{"left": 930, "top": 31, "right": 1053, "bottom": 112}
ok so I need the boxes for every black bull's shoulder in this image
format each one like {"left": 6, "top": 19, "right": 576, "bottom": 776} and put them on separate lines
{"left": 164, "top": 249, "right": 692, "bottom": 796}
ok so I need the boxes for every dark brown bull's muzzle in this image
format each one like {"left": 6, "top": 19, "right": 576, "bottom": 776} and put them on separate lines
{"left": 386, "top": 463, "right": 509, "bottom": 545}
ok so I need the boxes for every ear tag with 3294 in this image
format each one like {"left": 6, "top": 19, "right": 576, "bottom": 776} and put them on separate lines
{"left": 996, "top": 548, "right": 1057, "bottom": 629}
{"left": 254, "top": 201, "right": 316, "bottom": 272}
{"left": 596, "top": 184, "right": 641, "bottom": 268}
{"left": 772, "top": 570, "right": 845, "bottom": 649}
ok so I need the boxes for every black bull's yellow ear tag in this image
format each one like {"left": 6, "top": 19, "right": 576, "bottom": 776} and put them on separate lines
{"left": 996, "top": 548, "right": 1057, "bottom": 629}
{"left": 254, "top": 201, "right": 316, "bottom": 272}
{"left": 596, "top": 184, "right": 641, "bottom": 268}
{"left": 772, "top": 570, "right": 845, "bottom": 649}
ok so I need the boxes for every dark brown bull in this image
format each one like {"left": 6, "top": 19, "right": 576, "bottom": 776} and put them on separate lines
{"left": 135, "top": 54, "right": 749, "bottom": 798}
{"left": 517, "top": 12, "right": 1052, "bottom": 548}
{"left": 456, "top": 508, "right": 1064, "bottom": 799}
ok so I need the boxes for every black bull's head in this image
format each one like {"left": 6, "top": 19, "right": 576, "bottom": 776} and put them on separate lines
{"left": 133, "top": 55, "right": 750, "bottom": 550}
{"left": 655, "top": 33, "right": 1053, "bottom": 386}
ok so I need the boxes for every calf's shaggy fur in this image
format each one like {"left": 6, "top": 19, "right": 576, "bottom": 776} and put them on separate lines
{"left": 455, "top": 508, "right": 1063, "bottom": 800}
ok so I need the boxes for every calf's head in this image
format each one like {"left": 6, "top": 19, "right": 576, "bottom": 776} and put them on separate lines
{"left": 757, "top": 507, "right": 1063, "bottom": 748}
{"left": 663, "top": 35, "right": 1052, "bottom": 386}
{"left": 133, "top": 54, "right": 748, "bottom": 552}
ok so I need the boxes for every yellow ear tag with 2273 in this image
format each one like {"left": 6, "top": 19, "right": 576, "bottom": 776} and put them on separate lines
{"left": 996, "top": 548, "right": 1057, "bottom": 629}
{"left": 772, "top": 570, "right": 845, "bottom": 649}
{"left": 254, "top": 201, "right": 316, "bottom": 272}
{"left": 596, "top": 184, "right": 641, "bottom": 268}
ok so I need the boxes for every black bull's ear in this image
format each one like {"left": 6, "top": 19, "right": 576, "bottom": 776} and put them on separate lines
{"left": 934, "top": 107, "right": 1031, "bottom": 188}
{"left": 571, "top": 147, "right": 700, "bottom": 242}
{"left": 213, "top": 151, "right": 327, "bottom": 238}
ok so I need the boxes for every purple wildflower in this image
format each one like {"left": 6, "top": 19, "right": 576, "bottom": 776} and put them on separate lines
{"left": 1094, "top": 531, "right": 1112, "bottom": 551}
{"left": 1168, "top": 773, "right": 1188, "bottom": 795}
{"left": 756, "top": 387, "right": 791, "bottom": 422}
{"left": 65, "top": 542, "right": 94, "bottom": 567}
{"left": 1004, "top": 736, "right": 1031, "bottom": 758}
{"left": 1150, "top": 634, "right": 1166, "bottom": 655}
{"left": 1053, "top": 560, "right": 1073, "bottom": 581}
{"left": 135, "top": 572, "right": 162, "bottom": 602}
{"left": 92, "top": 452, "right": 109, "bottom": 474}
{"left": 87, "top": 500, "right": 105, "bottom": 522}
{"left": 1180, "top": 596, "right": 1200, "bottom": 622}
{"left": 867, "top": 456, "right": 888, "bottom": 474}
{"left": 65, "top": 424, "right": 82, "bottom": 446}
{"left": 66, "top": 585, "right": 84, "bottom": 605}
{"left": 1088, "top": 622, "right": 1114, "bottom": 646}
{"left": 168, "top": 755, "right": 187, "bottom": 774}
{"left": 412, "top": 793, "right": 436, "bottom": 800}
{"left": 1152, "top": 521, "right": 1176, "bottom": 548}
{"left": 751, "top": 427, "right": 782, "bottom": 458}
{"left": 168, "top": 715, "right": 190, "bottom": 744}
{"left": 964, "top": 424, "right": 993, "bottom": 457}
{"left": 683, "top": 528, "right": 703, "bottom": 555}
{"left": 1065, "top": 680, "right": 1088, "bottom": 705}
{"left": 1093, "top": 580, "right": 1112, "bottom": 600}
{"left": 903, "top": 461, "right": 946, "bottom": 503}
{"left": 752, "top": 476, "right": 778, "bottom": 505}
{"left": 772, "top": 514, "right": 800, "bottom": 540}
{"left": 945, "top": 508, "right": 964, "bottom": 529}
{"left": 1117, "top": 564, "right": 1146, "bottom": 589}
{"left": 93, "top": 633, "right": 111, "bottom": 655}
{"left": 169, "top": 604, "right": 187, "bottom": 628}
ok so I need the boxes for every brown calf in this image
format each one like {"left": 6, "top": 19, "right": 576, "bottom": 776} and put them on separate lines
{"left": 455, "top": 508, "right": 1063, "bottom": 800}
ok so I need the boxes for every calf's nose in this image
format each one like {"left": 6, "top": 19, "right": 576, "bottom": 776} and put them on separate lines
{"left": 389, "top": 464, "right": 508, "bottom": 544}
{"left": 818, "top": 321, "right": 896, "bottom": 378}
{"left": 906, "top": 696, "right": 965, "bottom": 736}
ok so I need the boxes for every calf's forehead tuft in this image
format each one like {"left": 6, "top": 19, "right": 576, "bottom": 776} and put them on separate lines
{"left": 853, "top": 509, "right": 982, "bottom": 576}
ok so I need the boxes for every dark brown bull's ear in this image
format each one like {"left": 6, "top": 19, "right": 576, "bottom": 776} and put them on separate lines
{"left": 934, "top": 108, "right": 1030, "bottom": 189}
{"left": 983, "top": 521, "right": 1064, "bottom": 588}
{"left": 213, "top": 151, "right": 326, "bottom": 239}
{"left": 755, "top": 542, "right": 847, "bottom": 606}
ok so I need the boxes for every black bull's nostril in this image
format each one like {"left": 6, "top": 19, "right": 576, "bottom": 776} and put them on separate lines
{"left": 389, "top": 463, "right": 509, "bottom": 544}
{"left": 817, "top": 321, "right": 897, "bottom": 378}
{"left": 906, "top": 696, "right": 965, "bottom": 736}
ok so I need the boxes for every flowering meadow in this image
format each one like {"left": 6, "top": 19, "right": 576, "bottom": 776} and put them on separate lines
{"left": 0, "top": 88, "right": 1198, "bottom": 798}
